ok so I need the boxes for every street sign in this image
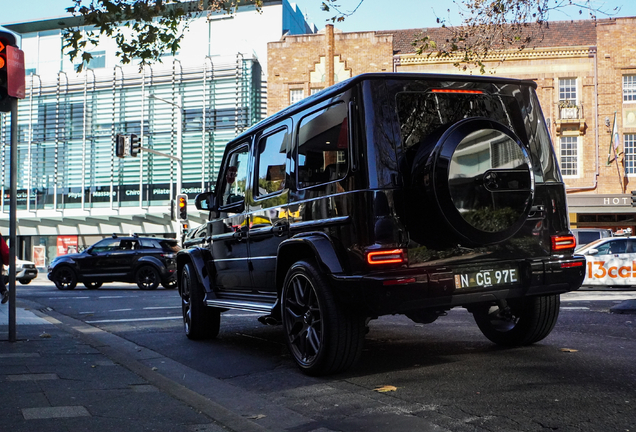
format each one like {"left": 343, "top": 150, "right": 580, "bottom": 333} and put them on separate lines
{"left": 6, "top": 45, "right": 25, "bottom": 99}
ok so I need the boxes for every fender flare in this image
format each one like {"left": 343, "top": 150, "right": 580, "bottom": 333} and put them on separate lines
{"left": 276, "top": 233, "right": 344, "bottom": 292}
{"left": 176, "top": 247, "right": 215, "bottom": 298}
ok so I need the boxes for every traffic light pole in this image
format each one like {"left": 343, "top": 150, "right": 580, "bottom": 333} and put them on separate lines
{"left": 8, "top": 98, "right": 17, "bottom": 342}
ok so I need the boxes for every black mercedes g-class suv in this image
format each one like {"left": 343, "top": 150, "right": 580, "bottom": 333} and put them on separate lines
{"left": 177, "top": 73, "right": 585, "bottom": 375}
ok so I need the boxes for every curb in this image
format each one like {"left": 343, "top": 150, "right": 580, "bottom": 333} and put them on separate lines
{"left": 19, "top": 298, "right": 313, "bottom": 432}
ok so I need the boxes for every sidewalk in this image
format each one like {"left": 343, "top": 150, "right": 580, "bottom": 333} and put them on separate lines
{"left": 0, "top": 299, "right": 292, "bottom": 432}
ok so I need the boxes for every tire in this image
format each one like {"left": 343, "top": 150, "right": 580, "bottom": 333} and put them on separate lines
{"left": 472, "top": 295, "right": 560, "bottom": 346}
{"left": 161, "top": 279, "right": 177, "bottom": 289}
{"left": 282, "top": 260, "right": 366, "bottom": 376}
{"left": 408, "top": 118, "right": 533, "bottom": 246}
{"left": 83, "top": 281, "right": 103, "bottom": 289}
{"left": 181, "top": 263, "right": 220, "bottom": 340}
{"left": 18, "top": 279, "right": 31, "bottom": 285}
{"left": 136, "top": 266, "right": 160, "bottom": 290}
{"left": 53, "top": 266, "right": 77, "bottom": 290}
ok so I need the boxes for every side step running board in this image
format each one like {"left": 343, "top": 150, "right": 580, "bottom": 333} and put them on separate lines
{"left": 205, "top": 298, "right": 274, "bottom": 314}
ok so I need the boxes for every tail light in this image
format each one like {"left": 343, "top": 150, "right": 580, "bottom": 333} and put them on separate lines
{"left": 367, "top": 249, "right": 406, "bottom": 265}
{"left": 551, "top": 235, "right": 576, "bottom": 253}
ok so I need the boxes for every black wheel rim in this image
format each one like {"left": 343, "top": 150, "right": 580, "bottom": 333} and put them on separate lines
{"left": 56, "top": 268, "right": 74, "bottom": 289}
{"left": 284, "top": 273, "right": 322, "bottom": 367}
{"left": 137, "top": 267, "right": 158, "bottom": 289}
{"left": 181, "top": 271, "right": 192, "bottom": 334}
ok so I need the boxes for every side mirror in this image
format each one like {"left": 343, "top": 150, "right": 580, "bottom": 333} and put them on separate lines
{"left": 194, "top": 192, "right": 216, "bottom": 211}
{"left": 586, "top": 248, "right": 599, "bottom": 256}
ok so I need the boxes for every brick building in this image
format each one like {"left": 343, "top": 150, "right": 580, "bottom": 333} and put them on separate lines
{"left": 267, "top": 18, "right": 636, "bottom": 232}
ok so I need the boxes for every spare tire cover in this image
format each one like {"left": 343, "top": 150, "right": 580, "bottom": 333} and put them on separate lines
{"left": 427, "top": 118, "right": 534, "bottom": 245}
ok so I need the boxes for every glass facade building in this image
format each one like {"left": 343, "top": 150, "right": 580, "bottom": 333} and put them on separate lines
{"left": 0, "top": 0, "right": 315, "bottom": 265}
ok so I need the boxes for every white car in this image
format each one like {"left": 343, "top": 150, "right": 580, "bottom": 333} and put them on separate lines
{"left": 577, "top": 237, "right": 636, "bottom": 287}
{"left": 3, "top": 258, "right": 38, "bottom": 285}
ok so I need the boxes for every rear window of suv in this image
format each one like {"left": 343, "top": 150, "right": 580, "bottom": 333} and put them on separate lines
{"left": 390, "top": 80, "right": 561, "bottom": 184}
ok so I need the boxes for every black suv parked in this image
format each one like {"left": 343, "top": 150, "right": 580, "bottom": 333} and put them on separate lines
{"left": 178, "top": 73, "right": 586, "bottom": 375}
{"left": 48, "top": 235, "right": 179, "bottom": 290}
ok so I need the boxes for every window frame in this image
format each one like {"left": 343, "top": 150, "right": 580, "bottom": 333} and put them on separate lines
{"left": 217, "top": 143, "right": 251, "bottom": 210}
{"left": 624, "top": 134, "right": 636, "bottom": 176}
{"left": 289, "top": 89, "right": 304, "bottom": 105}
{"left": 623, "top": 75, "right": 636, "bottom": 103}
{"left": 559, "top": 135, "right": 580, "bottom": 178}
{"left": 558, "top": 77, "right": 578, "bottom": 105}
{"left": 295, "top": 100, "right": 350, "bottom": 191}
{"left": 253, "top": 124, "right": 290, "bottom": 200}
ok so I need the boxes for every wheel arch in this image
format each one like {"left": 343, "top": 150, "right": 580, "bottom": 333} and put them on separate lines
{"left": 176, "top": 248, "right": 212, "bottom": 297}
{"left": 276, "top": 233, "right": 344, "bottom": 298}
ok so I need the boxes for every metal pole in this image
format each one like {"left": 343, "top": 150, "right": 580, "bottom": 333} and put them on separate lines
{"left": 8, "top": 98, "right": 17, "bottom": 342}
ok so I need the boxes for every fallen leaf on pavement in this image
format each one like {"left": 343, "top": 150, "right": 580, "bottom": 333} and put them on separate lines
{"left": 39, "top": 333, "right": 51, "bottom": 338}
{"left": 247, "top": 414, "right": 266, "bottom": 419}
{"left": 374, "top": 385, "right": 397, "bottom": 392}
{"left": 560, "top": 348, "right": 578, "bottom": 353}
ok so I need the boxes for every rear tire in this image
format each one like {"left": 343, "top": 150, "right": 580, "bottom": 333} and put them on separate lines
{"left": 472, "top": 295, "right": 560, "bottom": 346}
{"left": 18, "top": 279, "right": 31, "bottom": 285}
{"left": 83, "top": 281, "right": 103, "bottom": 289}
{"left": 53, "top": 266, "right": 77, "bottom": 290}
{"left": 181, "top": 263, "right": 220, "bottom": 340}
{"left": 136, "top": 266, "right": 160, "bottom": 290}
{"left": 161, "top": 279, "right": 177, "bottom": 289}
{"left": 282, "top": 260, "right": 366, "bottom": 375}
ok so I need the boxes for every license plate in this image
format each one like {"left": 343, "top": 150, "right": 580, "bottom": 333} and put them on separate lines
{"left": 454, "top": 267, "right": 518, "bottom": 289}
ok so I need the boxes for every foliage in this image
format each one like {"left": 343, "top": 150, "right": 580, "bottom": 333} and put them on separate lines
{"left": 412, "top": 0, "right": 620, "bottom": 73}
{"left": 63, "top": 0, "right": 262, "bottom": 72}
{"left": 63, "top": 0, "right": 620, "bottom": 74}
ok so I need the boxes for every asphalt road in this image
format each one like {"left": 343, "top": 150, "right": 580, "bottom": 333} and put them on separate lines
{"left": 14, "top": 278, "right": 636, "bottom": 432}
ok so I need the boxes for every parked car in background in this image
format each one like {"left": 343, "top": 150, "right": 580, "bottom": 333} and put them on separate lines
{"left": 3, "top": 258, "right": 38, "bottom": 285}
{"left": 577, "top": 237, "right": 636, "bottom": 287}
{"left": 572, "top": 228, "right": 613, "bottom": 248}
{"left": 48, "top": 235, "right": 179, "bottom": 290}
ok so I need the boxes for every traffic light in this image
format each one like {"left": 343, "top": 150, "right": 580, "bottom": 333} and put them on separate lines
{"left": 0, "top": 31, "right": 23, "bottom": 113}
{"left": 115, "top": 134, "right": 129, "bottom": 158}
{"left": 632, "top": 190, "right": 636, "bottom": 207}
{"left": 130, "top": 134, "right": 141, "bottom": 157}
{"left": 177, "top": 194, "right": 187, "bottom": 220}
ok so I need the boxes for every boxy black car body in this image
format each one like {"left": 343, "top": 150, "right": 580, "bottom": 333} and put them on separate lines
{"left": 178, "top": 73, "right": 586, "bottom": 375}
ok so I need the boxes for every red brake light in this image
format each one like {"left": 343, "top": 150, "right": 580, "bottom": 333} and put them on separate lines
{"left": 551, "top": 235, "right": 576, "bottom": 252}
{"left": 431, "top": 89, "right": 483, "bottom": 94}
{"left": 367, "top": 249, "right": 406, "bottom": 265}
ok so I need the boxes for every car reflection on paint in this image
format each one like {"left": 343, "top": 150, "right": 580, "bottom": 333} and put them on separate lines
{"left": 576, "top": 237, "right": 636, "bottom": 287}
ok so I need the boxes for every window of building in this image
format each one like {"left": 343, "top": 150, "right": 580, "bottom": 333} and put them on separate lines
{"left": 255, "top": 128, "right": 288, "bottom": 196}
{"left": 559, "top": 78, "right": 577, "bottom": 105}
{"left": 623, "top": 75, "right": 636, "bottom": 102}
{"left": 297, "top": 102, "right": 349, "bottom": 189}
{"left": 310, "top": 88, "right": 322, "bottom": 96}
{"left": 559, "top": 136, "right": 578, "bottom": 177}
{"left": 625, "top": 134, "right": 636, "bottom": 175}
{"left": 289, "top": 89, "right": 304, "bottom": 104}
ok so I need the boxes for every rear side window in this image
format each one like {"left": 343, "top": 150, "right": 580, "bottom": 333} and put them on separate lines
{"left": 256, "top": 128, "right": 288, "bottom": 197}
{"left": 297, "top": 102, "right": 349, "bottom": 189}
{"left": 159, "top": 240, "right": 180, "bottom": 252}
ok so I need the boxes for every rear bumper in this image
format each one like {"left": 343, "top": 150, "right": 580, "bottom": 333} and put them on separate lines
{"left": 330, "top": 256, "right": 586, "bottom": 316}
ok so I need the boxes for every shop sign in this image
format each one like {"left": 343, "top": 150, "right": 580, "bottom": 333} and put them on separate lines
{"left": 567, "top": 194, "right": 632, "bottom": 208}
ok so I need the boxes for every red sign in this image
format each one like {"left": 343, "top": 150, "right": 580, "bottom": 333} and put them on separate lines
{"left": 57, "top": 236, "right": 78, "bottom": 256}
{"left": 6, "top": 45, "right": 24, "bottom": 99}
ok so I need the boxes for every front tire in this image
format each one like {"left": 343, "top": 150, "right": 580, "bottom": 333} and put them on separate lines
{"left": 53, "top": 266, "right": 77, "bottom": 290}
{"left": 282, "top": 260, "right": 366, "bottom": 376}
{"left": 181, "top": 263, "right": 220, "bottom": 340}
{"left": 136, "top": 266, "right": 160, "bottom": 290}
{"left": 472, "top": 295, "right": 560, "bottom": 346}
